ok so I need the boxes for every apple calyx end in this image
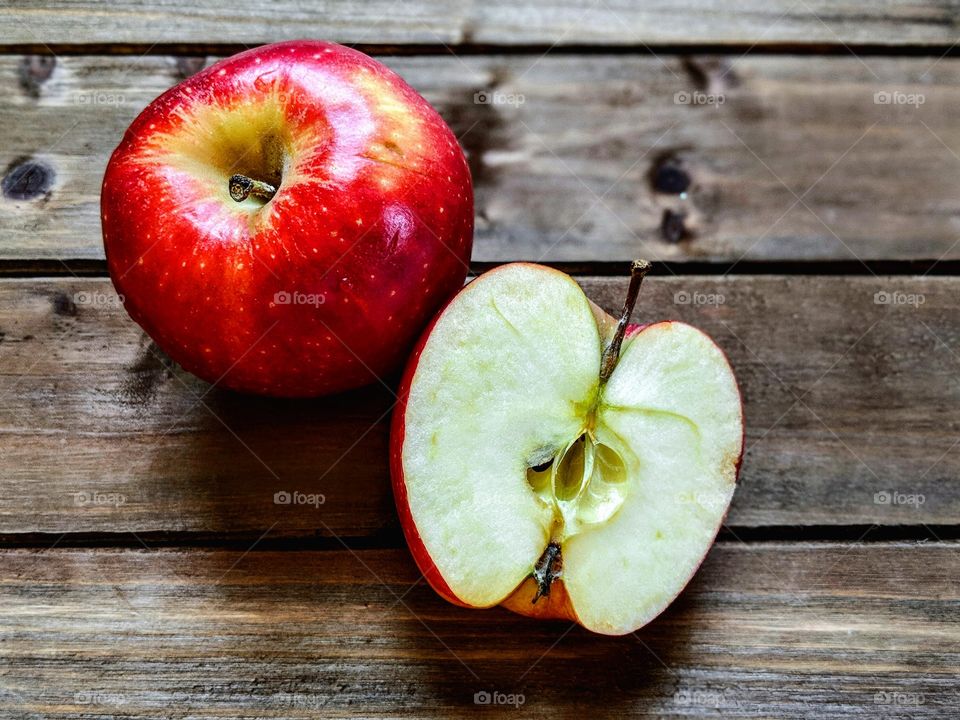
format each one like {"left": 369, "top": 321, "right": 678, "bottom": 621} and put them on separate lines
{"left": 599, "top": 259, "right": 652, "bottom": 382}
{"left": 532, "top": 541, "right": 563, "bottom": 604}
{"left": 229, "top": 173, "right": 277, "bottom": 203}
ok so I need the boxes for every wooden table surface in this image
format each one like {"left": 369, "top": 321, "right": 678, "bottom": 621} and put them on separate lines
{"left": 2, "top": 2, "right": 959, "bottom": 718}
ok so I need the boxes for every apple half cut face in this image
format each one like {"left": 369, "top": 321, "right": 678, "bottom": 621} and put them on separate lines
{"left": 391, "top": 263, "right": 743, "bottom": 635}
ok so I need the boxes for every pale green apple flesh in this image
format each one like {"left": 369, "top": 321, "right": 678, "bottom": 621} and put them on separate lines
{"left": 399, "top": 263, "right": 742, "bottom": 635}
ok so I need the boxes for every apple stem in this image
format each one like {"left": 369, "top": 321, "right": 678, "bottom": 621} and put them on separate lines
{"left": 532, "top": 542, "right": 563, "bottom": 604}
{"left": 229, "top": 174, "right": 277, "bottom": 203}
{"left": 599, "top": 259, "right": 652, "bottom": 382}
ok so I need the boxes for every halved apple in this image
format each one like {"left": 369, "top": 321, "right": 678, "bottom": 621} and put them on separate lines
{"left": 390, "top": 262, "right": 743, "bottom": 635}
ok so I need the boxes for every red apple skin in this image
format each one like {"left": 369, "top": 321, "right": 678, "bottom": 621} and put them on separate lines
{"left": 102, "top": 40, "right": 472, "bottom": 396}
{"left": 392, "top": 276, "right": 745, "bottom": 630}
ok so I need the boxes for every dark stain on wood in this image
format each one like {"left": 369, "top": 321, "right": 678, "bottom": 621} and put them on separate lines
{"left": 661, "top": 209, "right": 692, "bottom": 243}
{"left": 2, "top": 157, "right": 54, "bottom": 201}
{"left": 51, "top": 291, "right": 77, "bottom": 317}
{"left": 459, "top": 19, "right": 477, "bottom": 45}
{"left": 650, "top": 154, "right": 691, "bottom": 195}
{"left": 17, "top": 55, "right": 55, "bottom": 98}
{"left": 121, "top": 340, "right": 175, "bottom": 405}
{"left": 682, "top": 56, "right": 739, "bottom": 93}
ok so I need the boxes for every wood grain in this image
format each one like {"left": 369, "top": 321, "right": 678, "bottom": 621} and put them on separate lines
{"left": 1, "top": 0, "right": 959, "bottom": 47}
{"left": 0, "top": 543, "right": 957, "bottom": 718}
{"left": 2, "top": 1, "right": 957, "bottom": 715}
{"left": 2, "top": 54, "right": 960, "bottom": 263}
{"left": 1, "top": 275, "right": 957, "bottom": 538}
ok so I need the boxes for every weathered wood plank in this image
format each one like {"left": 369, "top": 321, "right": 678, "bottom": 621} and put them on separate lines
{"left": 0, "top": 543, "right": 957, "bottom": 718}
{"left": 1, "top": 0, "right": 958, "bottom": 47}
{"left": 1, "top": 275, "right": 957, "bottom": 537}
{"left": 2, "top": 54, "right": 960, "bottom": 262}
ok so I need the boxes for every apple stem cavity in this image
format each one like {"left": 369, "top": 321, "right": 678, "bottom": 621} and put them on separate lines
{"left": 229, "top": 173, "right": 277, "bottom": 203}
{"left": 599, "top": 259, "right": 652, "bottom": 382}
{"left": 532, "top": 541, "right": 563, "bottom": 604}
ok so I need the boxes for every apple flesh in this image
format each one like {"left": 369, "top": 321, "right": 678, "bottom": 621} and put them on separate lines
{"left": 102, "top": 40, "right": 472, "bottom": 396}
{"left": 391, "top": 263, "right": 743, "bottom": 635}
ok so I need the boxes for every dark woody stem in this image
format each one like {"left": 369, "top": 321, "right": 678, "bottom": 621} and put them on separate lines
{"left": 229, "top": 173, "right": 277, "bottom": 203}
{"left": 599, "top": 259, "right": 652, "bottom": 383}
{"left": 532, "top": 542, "right": 563, "bottom": 604}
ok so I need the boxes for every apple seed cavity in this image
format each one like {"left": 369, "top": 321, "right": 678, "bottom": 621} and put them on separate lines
{"left": 526, "top": 261, "right": 652, "bottom": 600}
{"left": 527, "top": 432, "right": 631, "bottom": 539}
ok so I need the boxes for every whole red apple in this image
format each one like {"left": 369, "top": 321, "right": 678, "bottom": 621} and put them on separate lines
{"left": 102, "top": 40, "right": 472, "bottom": 396}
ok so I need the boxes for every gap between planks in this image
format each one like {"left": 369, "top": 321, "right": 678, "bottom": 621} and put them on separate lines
{"left": 0, "top": 525, "right": 957, "bottom": 551}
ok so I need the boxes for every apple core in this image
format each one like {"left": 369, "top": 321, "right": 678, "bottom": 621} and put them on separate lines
{"left": 524, "top": 260, "right": 651, "bottom": 554}
{"left": 527, "top": 433, "right": 630, "bottom": 539}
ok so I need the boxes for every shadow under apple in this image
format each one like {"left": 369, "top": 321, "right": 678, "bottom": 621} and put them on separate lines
{"left": 124, "top": 339, "right": 400, "bottom": 541}
{"left": 389, "top": 576, "right": 700, "bottom": 716}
